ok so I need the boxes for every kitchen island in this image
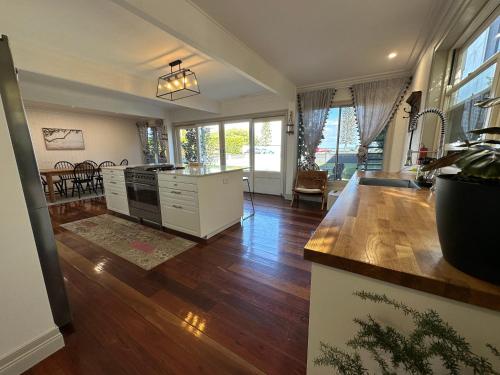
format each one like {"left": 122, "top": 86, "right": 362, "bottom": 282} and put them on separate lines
{"left": 102, "top": 165, "right": 243, "bottom": 239}
{"left": 304, "top": 171, "right": 500, "bottom": 374}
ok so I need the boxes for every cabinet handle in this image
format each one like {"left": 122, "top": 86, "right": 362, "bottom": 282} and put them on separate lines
{"left": 172, "top": 204, "right": 183, "bottom": 209}
{"left": 173, "top": 183, "right": 178, "bottom": 186}
{"left": 109, "top": 181, "right": 117, "bottom": 184}
{"left": 111, "top": 192, "right": 119, "bottom": 195}
{"left": 171, "top": 190, "right": 181, "bottom": 194}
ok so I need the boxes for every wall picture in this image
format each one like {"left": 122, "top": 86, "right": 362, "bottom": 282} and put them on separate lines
{"left": 42, "top": 128, "right": 85, "bottom": 150}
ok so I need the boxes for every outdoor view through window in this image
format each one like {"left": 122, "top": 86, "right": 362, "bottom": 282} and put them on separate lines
{"left": 315, "top": 106, "right": 360, "bottom": 180}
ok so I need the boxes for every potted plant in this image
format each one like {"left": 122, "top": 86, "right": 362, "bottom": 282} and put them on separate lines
{"left": 421, "top": 126, "right": 500, "bottom": 284}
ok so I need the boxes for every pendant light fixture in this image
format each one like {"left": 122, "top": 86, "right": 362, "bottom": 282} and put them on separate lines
{"left": 156, "top": 59, "right": 200, "bottom": 101}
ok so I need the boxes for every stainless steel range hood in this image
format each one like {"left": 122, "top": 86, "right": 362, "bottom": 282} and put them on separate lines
{"left": 0, "top": 35, "right": 71, "bottom": 327}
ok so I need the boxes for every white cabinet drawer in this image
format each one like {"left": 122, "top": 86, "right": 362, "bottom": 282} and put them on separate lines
{"left": 160, "top": 195, "right": 197, "bottom": 210}
{"left": 158, "top": 174, "right": 197, "bottom": 185}
{"left": 159, "top": 187, "right": 197, "bottom": 202}
{"left": 103, "top": 172, "right": 125, "bottom": 183}
{"left": 161, "top": 204, "right": 200, "bottom": 234}
{"left": 106, "top": 187, "right": 127, "bottom": 198}
{"left": 106, "top": 194, "right": 129, "bottom": 215}
{"left": 161, "top": 181, "right": 197, "bottom": 192}
{"left": 104, "top": 180, "right": 126, "bottom": 191}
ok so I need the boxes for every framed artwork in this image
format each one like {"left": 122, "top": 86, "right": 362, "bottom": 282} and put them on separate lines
{"left": 42, "top": 128, "right": 85, "bottom": 150}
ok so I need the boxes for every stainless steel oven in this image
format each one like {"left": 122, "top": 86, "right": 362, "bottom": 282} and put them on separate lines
{"left": 125, "top": 164, "right": 174, "bottom": 224}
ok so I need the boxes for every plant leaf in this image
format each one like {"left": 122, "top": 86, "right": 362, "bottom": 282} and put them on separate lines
{"left": 456, "top": 140, "right": 500, "bottom": 147}
{"left": 421, "top": 151, "right": 468, "bottom": 172}
{"left": 468, "top": 126, "right": 500, "bottom": 135}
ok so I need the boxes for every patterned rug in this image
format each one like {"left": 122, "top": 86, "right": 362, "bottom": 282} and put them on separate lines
{"left": 61, "top": 214, "right": 196, "bottom": 270}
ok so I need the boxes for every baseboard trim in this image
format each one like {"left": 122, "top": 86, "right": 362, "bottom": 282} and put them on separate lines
{"left": 0, "top": 327, "right": 64, "bottom": 375}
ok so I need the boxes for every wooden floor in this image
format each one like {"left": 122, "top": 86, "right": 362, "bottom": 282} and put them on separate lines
{"left": 25, "top": 194, "right": 325, "bottom": 375}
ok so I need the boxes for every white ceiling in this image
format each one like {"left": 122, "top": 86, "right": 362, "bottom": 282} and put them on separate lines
{"left": 1, "top": 0, "right": 267, "bottom": 101}
{"left": 189, "top": 0, "right": 448, "bottom": 87}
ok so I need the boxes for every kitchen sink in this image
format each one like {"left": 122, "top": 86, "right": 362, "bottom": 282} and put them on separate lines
{"left": 358, "top": 177, "right": 420, "bottom": 189}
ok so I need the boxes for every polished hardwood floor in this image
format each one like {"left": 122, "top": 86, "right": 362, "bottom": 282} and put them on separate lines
{"left": 25, "top": 194, "right": 325, "bottom": 375}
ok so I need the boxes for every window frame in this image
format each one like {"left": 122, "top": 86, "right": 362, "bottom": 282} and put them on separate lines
{"left": 443, "top": 9, "right": 500, "bottom": 147}
{"left": 173, "top": 114, "right": 286, "bottom": 173}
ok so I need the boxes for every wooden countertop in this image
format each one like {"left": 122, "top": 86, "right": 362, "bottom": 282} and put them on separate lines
{"left": 304, "top": 171, "right": 500, "bottom": 312}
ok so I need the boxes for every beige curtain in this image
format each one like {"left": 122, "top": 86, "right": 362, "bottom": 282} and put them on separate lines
{"left": 351, "top": 77, "right": 410, "bottom": 163}
{"left": 297, "top": 88, "right": 336, "bottom": 168}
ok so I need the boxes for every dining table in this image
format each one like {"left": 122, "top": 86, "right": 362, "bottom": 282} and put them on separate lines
{"left": 39, "top": 167, "right": 100, "bottom": 202}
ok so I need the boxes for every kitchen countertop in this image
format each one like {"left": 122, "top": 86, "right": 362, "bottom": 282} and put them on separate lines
{"left": 158, "top": 166, "right": 244, "bottom": 177}
{"left": 304, "top": 170, "right": 500, "bottom": 312}
{"left": 102, "top": 165, "right": 244, "bottom": 176}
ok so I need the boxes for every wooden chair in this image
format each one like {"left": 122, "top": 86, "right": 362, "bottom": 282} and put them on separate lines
{"left": 54, "top": 161, "right": 74, "bottom": 197}
{"left": 119, "top": 159, "right": 129, "bottom": 166}
{"left": 291, "top": 170, "right": 328, "bottom": 210}
{"left": 96, "top": 161, "right": 116, "bottom": 192}
{"left": 72, "top": 162, "right": 97, "bottom": 198}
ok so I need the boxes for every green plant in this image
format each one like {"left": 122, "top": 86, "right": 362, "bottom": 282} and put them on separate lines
{"left": 315, "top": 291, "right": 500, "bottom": 375}
{"left": 422, "top": 127, "right": 500, "bottom": 180}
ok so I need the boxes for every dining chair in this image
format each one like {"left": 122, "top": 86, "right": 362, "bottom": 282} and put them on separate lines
{"left": 291, "top": 170, "right": 328, "bottom": 210}
{"left": 72, "top": 162, "right": 97, "bottom": 198}
{"left": 119, "top": 159, "right": 129, "bottom": 166}
{"left": 84, "top": 160, "right": 98, "bottom": 168}
{"left": 96, "top": 160, "right": 116, "bottom": 192}
{"left": 54, "top": 161, "right": 74, "bottom": 197}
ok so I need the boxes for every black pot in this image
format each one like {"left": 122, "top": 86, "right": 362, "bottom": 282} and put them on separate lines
{"left": 435, "top": 174, "right": 500, "bottom": 285}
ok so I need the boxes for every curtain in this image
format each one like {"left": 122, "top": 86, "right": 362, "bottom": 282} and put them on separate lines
{"left": 152, "top": 122, "right": 168, "bottom": 163}
{"left": 136, "top": 120, "right": 168, "bottom": 163}
{"left": 136, "top": 122, "right": 150, "bottom": 163}
{"left": 297, "top": 88, "right": 336, "bottom": 168}
{"left": 351, "top": 77, "right": 410, "bottom": 163}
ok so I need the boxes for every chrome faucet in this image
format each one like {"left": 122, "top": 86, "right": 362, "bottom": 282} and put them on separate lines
{"left": 404, "top": 108, "right": 447, "bottom": 186}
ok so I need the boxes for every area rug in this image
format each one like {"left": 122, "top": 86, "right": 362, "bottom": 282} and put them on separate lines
{"left": 61, "top": 214, "right": 196, "bottom": 270}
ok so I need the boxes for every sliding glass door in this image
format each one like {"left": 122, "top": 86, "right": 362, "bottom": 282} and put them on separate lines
{"left": 252, "top": 118, "right": 283, "bottom": 195}
{"left": 223, "top": 121, "right": 250, "bottom": 168}
{"left": 176, "top": 116, "right": 285, "bottom": 195}
{"left": 198, "top": 124, "right": 221, "bottom": 167}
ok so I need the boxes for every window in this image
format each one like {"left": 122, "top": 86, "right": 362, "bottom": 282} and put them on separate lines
{"left": 198, "top": 124, "right": 220, "bottom": 167}
{"left": 315, "top": 106, "right": 363, "bottom": 180}
{"left": 446, "top": 14, "right": 500, "bottom": 144}
{"left": 223, "top": 121, "right": 250, "bottom": 168}
{"left": 254, "top": 119, "right": 282, "bottom": 172}
{"left": 176, "top": 117, "right": 284, "bottom": 173}
{"left": 143, "top": 125, "right": 168, "bottom": 164}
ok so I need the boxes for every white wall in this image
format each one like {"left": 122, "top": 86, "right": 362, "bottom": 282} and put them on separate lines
{"left": 25, "top": 105, "right": 143, "bottom": 169}
{"left": 384, "top": 47, "right": 435, "bottom": 172}
{"left": 0, "top": 98, "right": 63, "bottom": 374}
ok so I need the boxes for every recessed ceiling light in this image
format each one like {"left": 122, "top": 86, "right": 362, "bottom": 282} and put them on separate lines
{"left": 388, "top": 52, "right": 397, "bottom": 59}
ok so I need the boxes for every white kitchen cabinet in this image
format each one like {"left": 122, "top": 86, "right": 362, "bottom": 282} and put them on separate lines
{"left": 158, "top": 169, "right": 243, "bottom": 239}
{"left": 102, "top": 168, "right": 129, "bottom": 216}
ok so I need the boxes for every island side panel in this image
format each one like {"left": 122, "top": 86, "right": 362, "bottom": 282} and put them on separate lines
{"left": 197, "top": 170, "right": 243, "bottom": 238}
{"left": 307, "top": 263, "right": 500, "bottom": 374}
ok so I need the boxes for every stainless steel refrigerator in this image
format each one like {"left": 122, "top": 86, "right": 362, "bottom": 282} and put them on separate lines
{"left": 0, "top": 34, "right": 71, "bottom": 327}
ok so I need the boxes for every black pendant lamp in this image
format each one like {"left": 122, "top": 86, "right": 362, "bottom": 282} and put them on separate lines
{"left": 156, "top": 60, "right": 200, "bottom": 101}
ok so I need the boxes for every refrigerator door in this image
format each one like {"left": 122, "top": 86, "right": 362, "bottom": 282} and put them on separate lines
{"left": 0, "top": 35, "right": 71, "bottom": 327}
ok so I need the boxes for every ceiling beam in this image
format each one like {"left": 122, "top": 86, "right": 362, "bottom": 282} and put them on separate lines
{"left": 9, "top": 37, "right": 221, "bottom": 115}
{"left": 109, "top": 0, "right": 297, "bottom": 102}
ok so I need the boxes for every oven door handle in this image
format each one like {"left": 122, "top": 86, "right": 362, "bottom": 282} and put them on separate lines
{"left": 126, "top": 181, "right": 157, "bottom": 190}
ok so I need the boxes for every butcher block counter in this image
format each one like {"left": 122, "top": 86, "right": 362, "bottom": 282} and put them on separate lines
{"left": 304, "top": 170, "right": 500, "bottom": 311}
{"left": 305, "top": 171, "right": 500, "bottom": 374}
